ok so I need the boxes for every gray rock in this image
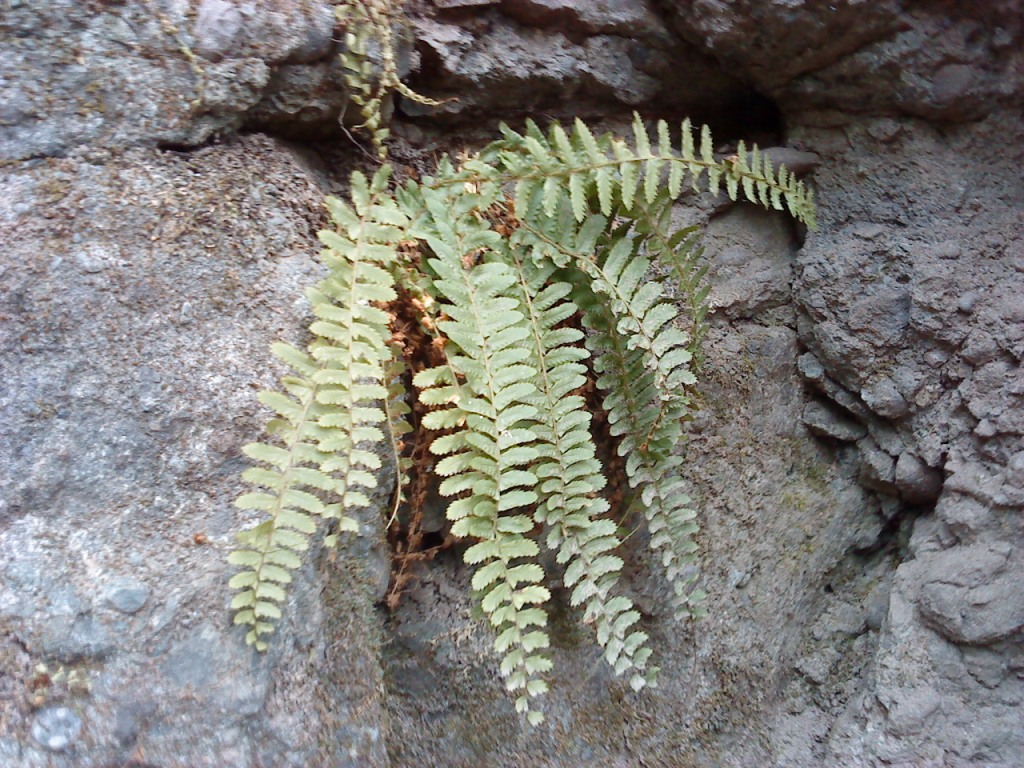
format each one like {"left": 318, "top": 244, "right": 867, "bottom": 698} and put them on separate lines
{"left": 500, "top": 0, "right": 665, "bottom": 36}
{"left": 857, "top": 437, "right": 897, "bottom": 494}
{"left": 894, "top": 452, "right": 943, "bottom": 504}
{"left": 0, "top": 136, "right": 390, "bottom": 767}
{"left": 194, "top": 0, "right": 243, "bottom": 60}
{"left": 864, "top": 582, "right": 891, "bottom": 631}
{"left": 860, "top": 376, "right": 909, "bottom": 420}
{"left": 436, "top": 0, "right": 498, "bottom": 7}
{"left": 103, "top": 578, "right": 150, "bottom": 614}
{"left": 881, "top": 686, "right": 940, "bottom": 738}
{"left": 802, "top": 401, "right": 866, "bottom": 442}
{"left": 796, "top": 647, "right": 841, "bottom": 686}
{"left": 41, "top": 613, "right": 115, "bottom": 662}
{"left": 31, "top": 706, "right": 81, "bottom": 752}
{"left": 908, "top": 544, "right": 1024, "bottom": 645}
{"left": 761, "top": 147, "right": 821, "bottom": 177}
{"left": 1006, "top": 452, "right": 1024, "bottom": 488}
{"left": 962, "top": 647, "right": 1007, "bottom": 689}
{"left": 919, "top": 570, "right": 1024, "bottom": 645}
{"left": 797, "top": 352, "right": 825, "bottom": 384}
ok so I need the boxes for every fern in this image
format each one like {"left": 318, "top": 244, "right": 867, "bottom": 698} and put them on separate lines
{"left": 337, "top": 0, "right": 443, "bottom": 159}
{"left": 229, "top": 108, "right": 817, "bottom": 719}
{"left": 230, "top": 167, "right": 406, "bottom": 646}
{"left": 500, "top": 240, "right": 656, "bottom": 689}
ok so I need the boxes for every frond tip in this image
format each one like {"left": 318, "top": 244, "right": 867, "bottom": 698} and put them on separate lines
{"left": 228, "top": 344, "right": 360, "bottom": 650}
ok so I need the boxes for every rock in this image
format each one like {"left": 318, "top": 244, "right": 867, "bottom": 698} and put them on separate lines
{"left": 857, "top": 437, "right": 897, "bottom": 494}
{"left": 761, "top": 147, "right": 821, "bottom": 177}
{"left": 957, "top": 290, "right": 980, "bottom": 314}
{"left": 864, "top": 582, "right": 890, "bottom": 631}
{"left": 112, "top": 702, "right": 155, "bottom": 747}
{"left": 0, "top": 136, "right": 390, "bottom": 767}
{"left": 930, "top": 64, "right": 977, "bottom": 108}
{"left": 860, "top": 376, "right": 909, "bottom": 420}
{"left": 704, "top": 204, "right": 796, "bottom": 319}
{"left": 41, "top": 613, "right": 115, "bottom": 662}
{"left": 849, "top": 222, "right": 886, "bottom": 241}
{"left": 499, "top": 0, "right": 664, "bottom": 37}
{"left": 31, "top": 706, "right": 81, "bottom": 752}
{"left": 162, "top": 623, "right": 225, "bottom": 690}
{"left": 802, "top": 401, "right": 867, "bottom": 442}
{"left": 796, "top": 647, "right": 840, "bottom": 686}
{"left": 894, "top": 452, "right": 943, "bottom": 504}
{"left": 662, "top": 0, "right": 1024, "bottom": 118}
{"left": 847, "top": 288, "right": 911, "bottom": 345}
{"left": 936, "top": 492, "right": 996, "bottom": 539}
{"left": 408, "top": 9, "right": 755, "bottom": 120}
{"left": 727, "top": 569, "right": 751, "bottom": 589}
{"left": 919, "top": 572, "right": 1024, "bottom": 645}
{"left": 194, "top": 0, "right": 243, "bottom": 61}
{"left": 103, "top": 578, "right": 151, "bottom": 615}
{"left": 910, "top": 544, "right": 1024, "bottom": 645}
{"left": 436, "top": 0, "right": 498, "bottom": 7}
{"left": 0, "top": 1, "right": 350, "bottom": 160}
{"left": 961, "top": 647, "right": 1007, "bottom": 689}
{"left": 1006, "top": 452, "right": 1024, "bottom": 488}
{"left": 797, "top": 352, "right": 825, "bottom": 385}
{"left": 881, "top": 686, "right": 940, "bottom": 738}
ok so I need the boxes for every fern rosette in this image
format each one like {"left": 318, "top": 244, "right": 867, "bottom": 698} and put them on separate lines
{"left": 229, "top": 101, "right": 816, "bottom": 720}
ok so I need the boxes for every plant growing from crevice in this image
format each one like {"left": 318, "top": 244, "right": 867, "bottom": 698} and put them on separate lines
{"left": 228, "top": 0, "right": 816, "bottom": 725}
{"left": 337, "top": 0, "right": 443, "bottom": 159}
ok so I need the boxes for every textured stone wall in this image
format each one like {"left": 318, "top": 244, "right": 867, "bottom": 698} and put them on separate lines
{"left": 1, "top": 1, "right": 1021, "bottom": 766}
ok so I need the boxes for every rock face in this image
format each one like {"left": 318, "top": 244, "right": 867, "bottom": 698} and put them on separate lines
{"left": 0, "top": 136, "right": 390, "bottom": 766}
{"left": 1, "top": 1, "right": 1021, "bottom": 766}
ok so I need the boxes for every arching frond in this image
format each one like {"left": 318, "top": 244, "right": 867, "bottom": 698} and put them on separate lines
{"left": 408, "top": 180, "right": 552, "bottom": 724}
{"left": 229, "top": 167, "right": 407, "bottom": 647}
{"left": 502, "top": 243, "right": 656, "bottom": 690}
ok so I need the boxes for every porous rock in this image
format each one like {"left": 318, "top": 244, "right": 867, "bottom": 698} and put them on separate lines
{"left": 2, "top": 1, "right": 1023, "bottom": 766}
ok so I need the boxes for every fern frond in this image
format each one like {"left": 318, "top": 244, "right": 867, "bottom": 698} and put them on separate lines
{"left": 230, "top": 167, "right": 406, "bottom": 646}
{"left": 579, "top": 298, "right": 703, "bottom": 622}
{"left": 383, "top": 342, "right": 413, "bottom": 524}
{"left": 503, "top": 244, "right": 656, "bottom": 690}
{"left": 479, "top": 113, "right": 816, "bottom": 231}
{"left": 628, "top": 190, "right": 711, "bottom": 363}
{"left": 309, "top": 168, "right": 405, "bottom": 541}
{"left": 229, "top": 344, "right": 357, "bottom": 650}
{"left": 512, "top": 199, "right": 696, "bottom": 403}
{"left": 410, "top": 181, "right": 552, "bottom": 723}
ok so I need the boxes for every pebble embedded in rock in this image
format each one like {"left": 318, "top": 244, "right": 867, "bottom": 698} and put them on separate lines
{"left": 32, "top": 706, "right": 82, "bottom": 752}
{"left": 104, "top": 579, "right": 151, "bottom": 614}
{"left": 956, "top": 291, "right": 979, "bottom": 314}
{"left": 727, "top": 569, "right": 751, "bottom": 589}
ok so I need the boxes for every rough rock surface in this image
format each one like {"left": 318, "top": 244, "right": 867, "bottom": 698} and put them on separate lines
{"left": 0, "top": 137, "right": 389, "bottom": 767}
{"left": 791, "top": 111, "right": 1024, "bottom": 768}
{"left": 1, "top": 0, "right": 1022, "bottom": 766}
